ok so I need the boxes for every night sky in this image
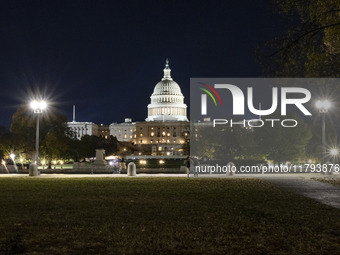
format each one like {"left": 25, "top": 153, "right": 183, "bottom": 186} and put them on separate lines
{"left": 0, "top": 0, "right": 290, "bottom": 129}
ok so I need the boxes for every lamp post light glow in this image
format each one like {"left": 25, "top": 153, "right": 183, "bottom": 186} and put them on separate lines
{"left": 315, "top": 100, "right": 331, "bottom": 112}
{"left": 315, "top": 99, "right": 331, "bottom": 164}
{"left": 329, "top": 147, "right": 339, "bottom": 163}
{"left": 9, "top": 153, "right": 18, "bottom": 172}
{"left": 330, "top": 148, "right": 339, "bottom": 156}
{"left": 10, "top": 153, "right": 15, "bottom": 163}
{"left": 30, "top": 100, "right": 47, "bottom": 167}
{"left": 2, "top": 160, "right": 8, "bottom": 173}
{"left": 139, "top": 160, "right": 147, "bottom": 165}
{"left": 30, "top": 100, "right": 47, "bottom": 113}
{"left": 159, "top": 159, "right": 165, "bottom": 168}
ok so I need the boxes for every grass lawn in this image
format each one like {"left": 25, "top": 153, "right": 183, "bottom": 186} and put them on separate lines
{"left": 1, "top": 178, "right": 340, "bottom": 254}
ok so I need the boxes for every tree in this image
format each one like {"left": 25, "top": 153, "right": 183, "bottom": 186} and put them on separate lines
{"left": 0, "top": 128, "right": 9, "bottom": 160}
{"left": 0, "top": 126, "right": 8, "bottom": 136}
{"left": 0, "top": 123, "right": 32, "bottom": 162}
{"left": 192, "top": 125, "right": 259, "bottom": 161}
{"left": 260, "top": 0, "right": 340, "bottom": 77}
{"left": 253, "top": 112, "right": 312, "bottom": 164}
{"left": 10, "top": 104, "right": 72, "bottom": 165}
{"left": 305, "top": 112, "right": 338, "bottom": 161}
{"left": 10, "top": 105, "right": 36, "bottom": 151}
{"left": 78, "top": 135, "right": 100, "bottom": 159}
{"left": 65, "top": 138, "right": 82, "bottom": 162}
{"left": 259, "top": 1, "right": 340, "bottom": 162}
{"left": 191, "top": 126, "right": 217, "bottom": 159}
{"left": 103, "top": 135, "right": 119, "bottom": 155}
{"left": 42, "top": 131, "right": 69, "bottom": 167}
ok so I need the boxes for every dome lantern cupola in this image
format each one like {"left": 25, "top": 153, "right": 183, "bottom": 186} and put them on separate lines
{"left": 162, "top": 58, "right": 172, "bottom": 81}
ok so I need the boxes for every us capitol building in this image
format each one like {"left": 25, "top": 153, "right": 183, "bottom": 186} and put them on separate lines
{"left": 67, "top": 59, "right": 190, "bottom": 155}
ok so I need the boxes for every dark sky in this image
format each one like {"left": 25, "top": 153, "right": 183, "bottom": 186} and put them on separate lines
{"left": 0, "top": 0, "right": 290, "bottom": 129}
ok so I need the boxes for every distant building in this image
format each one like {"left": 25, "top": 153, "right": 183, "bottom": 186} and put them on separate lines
{"left": 134, "top": 121, "right": 189, "bottom": 145}
{"left": 109, "top": 118, "right": 136, "bottom": 142}
{"left": 67, "top": 121, "right": 98, "bottom": 140}
{"left": 135, "top": 59, "right": 189, "bottom": 155}
{"left": 98, "top": 124, "right": 110, "bottom": 139}
{"left": 67, "top": 59, "right": 190, "bottom": 155}
{"left": 146, "top": 59, "right": 188, "bottom": 122}
{"left": 134, "top": 121, "right": 189, "bottom": 155}
{"left": 66, "top": 105, "right": 99, "bottom": 140}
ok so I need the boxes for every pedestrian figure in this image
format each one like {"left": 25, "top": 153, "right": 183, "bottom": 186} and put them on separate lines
{"left": 194, "top": 158, "right": 200, "bottom": 177}
{"left": 185, "top": 156, "right": 191, "bottom": 177}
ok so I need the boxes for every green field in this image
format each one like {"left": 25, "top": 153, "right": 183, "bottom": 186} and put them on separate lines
{"left": 1, "top": 178, "right": 340, "bottom": 254}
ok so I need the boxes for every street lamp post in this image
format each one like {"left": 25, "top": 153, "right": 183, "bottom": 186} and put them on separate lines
{"left": 316, "top": 100, "right": 331, "bottom": 165}
{"left": 30, "top": 100, "right": 47, "bottom": 175}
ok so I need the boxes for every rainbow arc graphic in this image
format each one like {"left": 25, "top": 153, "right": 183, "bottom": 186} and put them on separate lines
{"left": 198, "top": 82, "right": 222, "bottom": 106}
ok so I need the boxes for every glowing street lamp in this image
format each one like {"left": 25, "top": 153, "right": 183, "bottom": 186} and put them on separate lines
{"left": 10, "top": 153, "right": 15, "bottom": 166}
{"left": 315, "top": 99, "right": 331, "bottom": 164}
{"left": 315, "top": 100, "right": 331, "bottom": 113}
{"left": 139, "top": 160, "right": 147, "bottom": 166}
{"left": 159, "top": 159, "right": 165, "bottom": 168}
{"left": 1, "top": 160, "right": 8, "bottom": 173}
{"left": 30, "top": 100, "right": 47, "bottom": 168}
{"left": 9, "top": 153, "right": 18, "bottom": 172}
{"left": 330, "top": 148, "right": 339, "bottom": 156}
{"left": 60, "top": 161, "right": 64, "bottom": 169}
{"left": 329, "top": 147, "right": 339, "bottom": 163}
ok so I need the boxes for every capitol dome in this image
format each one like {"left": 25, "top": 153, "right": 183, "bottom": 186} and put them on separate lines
{"left": 153, "top": 80, "right": 182, "bottom": 96}
{"left": 146, "top": 59, "right": 188, "bottom": 122}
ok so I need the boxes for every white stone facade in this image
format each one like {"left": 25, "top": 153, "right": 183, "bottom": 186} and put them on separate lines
{"left": 146, "top": 59, "right": 188, "bottom": 122}
{"left": 109, "top": 119, "right": 136, "bottom": 142}
{"left": 134, "top": 121, "right": 189, "bottom": 145}
{"left": 67, "top": 121, "right": 99, "bottom": 140}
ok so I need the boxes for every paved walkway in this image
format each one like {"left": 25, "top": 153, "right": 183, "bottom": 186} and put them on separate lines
{"left": 265, "top": 177, "right": 340, "bottom": 209}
